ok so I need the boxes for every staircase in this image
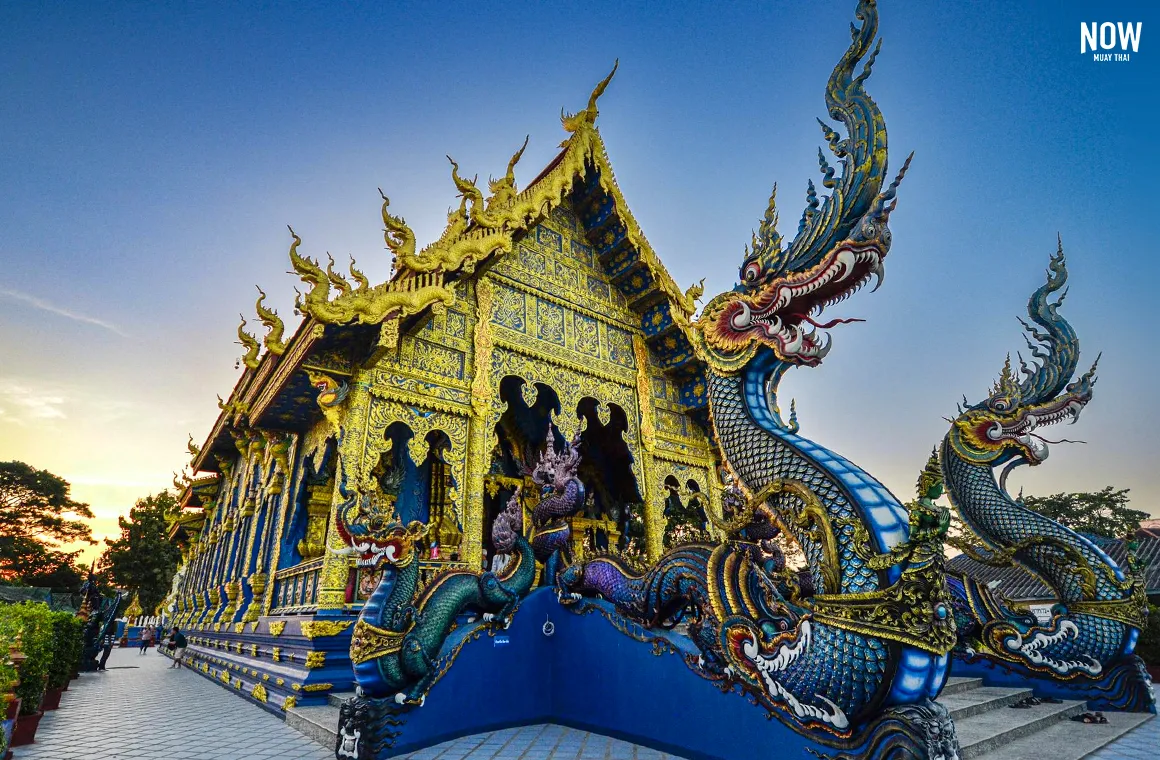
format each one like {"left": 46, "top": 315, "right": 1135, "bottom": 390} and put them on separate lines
{"left": 285, "top": 681, "right": 1153, "bottom": 759}
{"left": 940, "top": 676, "right": 1151, "bottom": 759}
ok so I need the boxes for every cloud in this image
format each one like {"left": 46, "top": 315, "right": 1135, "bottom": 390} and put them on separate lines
{"left": 0, "top": 381, "right": 67, "bottom": 423}
{"left": 0, "top": 287, "right": 127, "bottom": 337}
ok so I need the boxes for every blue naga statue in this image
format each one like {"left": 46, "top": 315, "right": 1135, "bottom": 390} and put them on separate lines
{"left": 940, "top": 242, "right": 1155, "bottom": 713}
{"left": 557, "top": 0, "right": 961, "bottom": 754}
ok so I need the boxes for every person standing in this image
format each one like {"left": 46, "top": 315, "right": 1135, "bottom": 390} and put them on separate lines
{"left": 139, "top": 625, "right": 154, "bottom": 654}
{"left": 168, "top": 627, "right": 187, "bottom": 669}
{"left": 97, "top": 627, "right": 116, "bottom": 671}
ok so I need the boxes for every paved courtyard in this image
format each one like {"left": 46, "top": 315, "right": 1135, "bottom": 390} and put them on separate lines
{"left": 11, "top": 644, "right": 1157, "bottom": 759}
{"left": 15, "top": 646, "right": 331, "bottom": 760}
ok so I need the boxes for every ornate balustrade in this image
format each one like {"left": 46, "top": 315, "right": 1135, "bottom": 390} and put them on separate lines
{"left": 270, "top": 558, "right": 324, "bottom": 614}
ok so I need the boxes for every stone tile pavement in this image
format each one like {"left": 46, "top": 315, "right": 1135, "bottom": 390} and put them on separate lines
{"left": 10, "top": 642, "right": 1154, "bottom": 760}
{"left": 13, "top": 645, "right": 331, "bottom": 760}
{"left": 395, "top": 724, "right": 678, "bottom": 760}
{"left": 1086, "top": 714, "right": 1160, "bottom": 760}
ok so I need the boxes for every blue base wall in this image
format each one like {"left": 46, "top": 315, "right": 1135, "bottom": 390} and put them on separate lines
{"left": 380, "top": 590, "right": 870, "bottom": 760}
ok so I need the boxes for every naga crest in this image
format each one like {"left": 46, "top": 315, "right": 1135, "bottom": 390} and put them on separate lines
{"left": 948, "top": 240, "right": 1099, "bottom": 468}
{"left": 530, "top": 430, "right": 582, "bottom": 496}
{"left": 696, "top": 0, "right": 910, "bottom": 371}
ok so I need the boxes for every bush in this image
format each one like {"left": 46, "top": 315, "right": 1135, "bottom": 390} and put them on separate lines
{"left": 1135, "top": 604, "right": 1160, "bottom": 666}
{"left": 0, "top": 601, "right": 54, "bottom": 715}
{"left": 47, "top": 612, "right": 82, "bottom": 688}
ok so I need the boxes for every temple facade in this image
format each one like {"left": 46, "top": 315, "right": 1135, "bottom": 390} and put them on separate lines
{"left": 165, "top": 66, "right": 724, "bottom": 712}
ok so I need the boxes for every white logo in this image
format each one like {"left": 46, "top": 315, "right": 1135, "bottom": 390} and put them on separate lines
{"left": 1081, "top": 22, "right": 1142, "bottom": 61}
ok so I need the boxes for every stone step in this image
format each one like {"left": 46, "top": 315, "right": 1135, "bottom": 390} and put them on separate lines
{"left": 941, "top": 676, "right": 985, "bottom": 697}
{"left": 328, "top": 690, "right": 355, "bottom": 708}
{"left": 969, "top": 711, "right": 1152, "bottom": 760}
{"left": 286, "top": 703, "right": 340, "bottom": 749}
{"left": 939, "top": 686, "right": 1034, "bottom": 720}
{"left": 954, "top": 699, "right": 1087, "bottom": 759}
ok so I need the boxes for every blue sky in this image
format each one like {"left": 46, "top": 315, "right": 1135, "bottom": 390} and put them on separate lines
{"left": 1, "top": 1, "right": 1157, "bottom": 553}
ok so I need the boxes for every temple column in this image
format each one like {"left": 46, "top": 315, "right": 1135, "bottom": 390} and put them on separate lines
{"left": 632, "top": 335, "right": 663, "bottom": 561}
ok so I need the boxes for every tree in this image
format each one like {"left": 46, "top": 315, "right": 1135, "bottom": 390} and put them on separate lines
{"left": 1023, "top": 486, "right": 1148, "bottom": 540}
{"left": 102, "top": 491, "right": 182, "bottom": 614}
{"left": 0, "top": 461, "right": 94, "bottom": 587}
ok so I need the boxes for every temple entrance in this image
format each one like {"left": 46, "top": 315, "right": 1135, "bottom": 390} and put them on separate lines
{"left": 482, "top": 376, "right": 643, "bottom": 570}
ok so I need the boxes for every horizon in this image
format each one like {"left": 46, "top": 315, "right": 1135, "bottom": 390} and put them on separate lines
{"left": 2, "top": 1, "right": 1157, "bottom": 562}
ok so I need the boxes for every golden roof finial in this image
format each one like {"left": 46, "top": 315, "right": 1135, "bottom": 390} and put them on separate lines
{"left": 347, "top": 256, "right": 369, "bottom": 291}
{"left": 379, "top": 189, "right": 419, "bottom": 272}
{"left": 255, "top": 286, "right": 287, "bottom": 356}
{"left": 236, "top": 314, "right": 261, "bottom": 370}
{"left": 561, "top": 60, "right": 618, "bottom": 136}
{"left": 487, "top": 135, "right": 530, "bottom": 210}
{"left": 187, "top": 434, "right": 201, "bottom": 460}
{"left": 325, "top": 253, "right": 352, "bottom": 296}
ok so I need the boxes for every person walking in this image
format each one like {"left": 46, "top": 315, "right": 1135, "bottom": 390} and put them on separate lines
{"left": 167, "top": 627, "right": 187, "bottom": 669}
{"left": 139, "top": 625, "right": 154, "bottom": 654}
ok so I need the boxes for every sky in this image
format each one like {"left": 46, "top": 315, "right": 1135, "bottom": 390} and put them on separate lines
{"left": 1, "top": 2, "right": 1157, "bottom": 561}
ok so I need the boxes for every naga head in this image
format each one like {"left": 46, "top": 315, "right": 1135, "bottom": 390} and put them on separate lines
{"left": 334, "top": 475, "right": 428, "bottom": 569}
{"left": 697, "top": 0, "right": 910, "bottom": 371}
{"left": 949, "top": 240, "right": 1099, "bottom": 468}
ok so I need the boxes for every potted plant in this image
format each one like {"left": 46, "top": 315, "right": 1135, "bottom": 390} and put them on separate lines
{"left": 1, "top": 643, "right": 21, "bottom": 760}
{"left": 0, "top": 602, "right": 53, "bottom": 746}
{"left": 41, "top": 612, "right": 82, "bottom": 709}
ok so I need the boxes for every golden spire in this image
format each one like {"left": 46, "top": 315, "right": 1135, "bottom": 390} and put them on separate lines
{"left": 916, "top": 448, "right": 942, "bottom": 499}
{"left": 561, "top": 60, "right": 618, "bottom": 135}
{"left": 255, "top": 286, "right": 287, "bottom": 355}
{"left": 991, "top": 354, "right": 1019, "bottom": 399}
{"left": 236, "top": 314, "right": 261, "bottom": 370}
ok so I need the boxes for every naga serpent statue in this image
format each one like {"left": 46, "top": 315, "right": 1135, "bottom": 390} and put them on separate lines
{"left": 339, "top": 434, "right": 586, "bottom": 690}
{"left": 939, "top": 242, "right": 1155, "bottom": 713}
{"left": 343, "top": 488, "right": 534, "bottom": 708}
{"left": 558, "top": 1, "right": 960, "bottom": 755}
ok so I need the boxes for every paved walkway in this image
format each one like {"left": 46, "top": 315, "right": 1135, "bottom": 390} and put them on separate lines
{"left": 10, "top": 643, "right": 1156, "bottom": 759}
{"left": 1087, "top": 715, "right": 1160, "bottom": 760}
{"left": 14, "top": 646, "right": 330, "bottom": 760}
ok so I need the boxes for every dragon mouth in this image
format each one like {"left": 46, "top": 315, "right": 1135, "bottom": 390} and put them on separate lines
{"left": 350, "top": 538, "right": 407, "bottom": 569}
{"left": 984, "top": 396, "right": 1088, "bottom": 464}
{"left": 710, "top": 242, "right": 884, "bottom": 366}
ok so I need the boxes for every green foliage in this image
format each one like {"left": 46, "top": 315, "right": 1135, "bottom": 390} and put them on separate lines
{"left": 1022, "top": 486, "right": 1148, "bottom": 540}
{"left": 1135, "top": 604, "right": 1160, "bottom": 667}
{"left": 0, "top": 601, "right": 55, "bottom": 714}
{"left": 0, "top": 462, "right": 94, "bottom": 589}
{"left": 103, "top": 491, "right": 182, "bottom": 615}
{"left": 47, "top": 612, "right": 82, "bottom": 688}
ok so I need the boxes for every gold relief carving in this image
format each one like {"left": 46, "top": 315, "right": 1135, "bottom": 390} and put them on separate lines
{"left": 408, "top": 339, "right": 465, "bottom": 382}
{"left": 492, "top": 282, "right": 526, "bottom": 332}
{"left": 276, "top": 678, "right": 285, "bottom": 686}
{"left": 305, "top": 651, "right": 326, "bottom": 669}
{"left": 268, "top": 621, "right": 286, "bottom": 637}
{"left": 252, "top": 683, "right": 268, "bottom": 703}
{"left": 298, "top": 480, "right": 334, "bottom": 560}
{"left": 300, "top": 620, "right": 352, "bottom": 640}
{"left": 247, "top": 572, "right": 267, "bottom": 596}
{"left": 302, "top": 683, "right": 334, "bottom": 692}
{"left": 471, "top": 280, "right": 495, "bottom": 419}
{"left": 282, "top": 695, "right": 297, "bottom": 711}
{"left": 249, "top": 644, "right": 259, "bottom": 657}
{"left": 272, "top": 647, "right": 282, "bottom": 662}
{"left": 234, "top": 622, "right": 246, "bottom": 634}
{"left": 349, "top": 619, "right": 408, "bottom": 665}
{"left": 537, "top": 299, "right": 566, "bottom": 345}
